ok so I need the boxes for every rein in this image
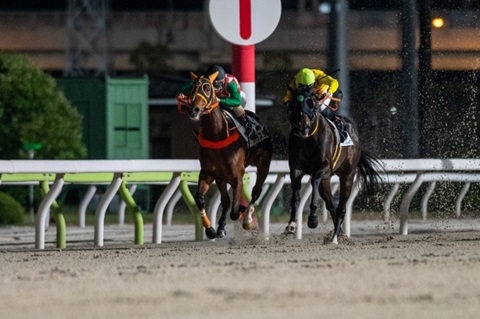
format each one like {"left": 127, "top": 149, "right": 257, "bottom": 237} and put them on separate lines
{"left": 293, "top": 114, "right": 319, "bottom": 138}
{"left": 199, "top": 98, "right": 219, "bottom": 114}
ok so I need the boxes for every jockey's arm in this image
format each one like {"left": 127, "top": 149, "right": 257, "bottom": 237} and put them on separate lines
{"left": 219, "top": 81, "right": 243, "bottom": 107}
{"left": 283, "top": 78, "right": 296, "bottom": 103}
{"left": 176, "top": 81, "right": 193, "bottom": 111}
{"left": 177, "top": 81, "right": 193, "bottom": 96}
{"left": 315, "top": 75, "right": 339, "bottom": 95}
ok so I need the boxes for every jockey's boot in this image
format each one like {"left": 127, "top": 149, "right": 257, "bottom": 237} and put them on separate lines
{"left": 335, "top": 117, "right": 353, "bottom": 146}
{"left": 239, "top": 114, "right": 252, "bottom": 137}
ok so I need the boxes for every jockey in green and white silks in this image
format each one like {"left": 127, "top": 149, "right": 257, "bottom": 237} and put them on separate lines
{"left": 176, "top": 65, "right": 251, "bottom": 132}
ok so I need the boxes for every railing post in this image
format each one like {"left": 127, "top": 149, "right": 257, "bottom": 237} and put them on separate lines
{"left": 35, "top": 174, "right": 65, "bottom": 249}
{"left": 399, "top": 171, "right": 425, "bottom": 235}
{"left": 94, "top": 173, "right": 122, "bottom": 247}
{"left": 152, "top": 173, "right": 181, "bottom": 244}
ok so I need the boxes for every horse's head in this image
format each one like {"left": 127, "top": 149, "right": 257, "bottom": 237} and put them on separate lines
{"left": 187, "top": 71, "right": 220, "bottom": 121}
{"left": 287, "top": 85, "right": 319, "bottom": 138}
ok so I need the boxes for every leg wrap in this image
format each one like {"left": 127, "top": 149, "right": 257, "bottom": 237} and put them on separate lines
{"left": 200, "top": 210, "right": 211, "bottom": 228}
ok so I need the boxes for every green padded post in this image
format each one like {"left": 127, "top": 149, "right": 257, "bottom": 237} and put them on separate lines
{"left": 118, "top": 179, "right": 144, "bottom": 245}
{"left": 242, "top": 173, "right": 252, "bottom": 202}
{"left": 179, "top": 173, "right": 203, "bottom": 241}
{"left": 40, "top": 180, "right": 66, "bottom": 249}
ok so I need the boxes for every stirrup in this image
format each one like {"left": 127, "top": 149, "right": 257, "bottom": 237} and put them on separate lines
{"left": 340, "top": 134, "right": 353, "bottom": 146}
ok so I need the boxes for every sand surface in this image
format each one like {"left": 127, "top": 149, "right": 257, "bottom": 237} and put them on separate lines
{"left": 1, "top": 220, "right": 480, "bottom": 319}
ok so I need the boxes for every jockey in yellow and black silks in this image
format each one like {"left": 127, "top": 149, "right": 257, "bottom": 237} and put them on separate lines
{"left": 284, "top": 68, "right": 353, "bottom": 146}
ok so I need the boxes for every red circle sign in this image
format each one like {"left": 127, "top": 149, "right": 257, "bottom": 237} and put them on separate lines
{"left": 209, "top": 0, "right": 282, "bottom": 45}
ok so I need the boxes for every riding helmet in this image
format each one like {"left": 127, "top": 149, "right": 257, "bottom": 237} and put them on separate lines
{"left": 295, "top": 68, "right": 316, "bottom": 87}
{"left": 207, "top": 65, "right": 226, "bottom": 82}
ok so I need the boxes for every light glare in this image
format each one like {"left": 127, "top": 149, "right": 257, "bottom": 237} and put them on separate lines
{"left": 432, "top": 17, "right": 444, "bottom": 28}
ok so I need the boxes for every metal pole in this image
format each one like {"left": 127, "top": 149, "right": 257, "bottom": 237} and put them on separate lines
{"left": 401, "top": 0, "right": 420, "bottom": 158}
{"left": 418, "top": 0, "right": 432, "bottom": 157}
{"left": 328, "top": 0, "right": 350, "bottom": 117}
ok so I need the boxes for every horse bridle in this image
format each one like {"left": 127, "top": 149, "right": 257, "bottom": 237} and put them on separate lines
{"left": 288, "top": 89, "right": 320, "bottom": 138}
{"left": 190, "top": 73, "right": 219, "bottom": 115}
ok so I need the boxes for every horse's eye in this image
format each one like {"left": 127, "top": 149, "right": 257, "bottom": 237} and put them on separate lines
{"left": 202, "top": 83, "right": 211, "bottom": 96}
{"left": 306, "top": 98, "right": 315, "bottom": 110}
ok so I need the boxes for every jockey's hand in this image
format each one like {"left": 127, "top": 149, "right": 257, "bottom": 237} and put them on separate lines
{"left": 176, "top": 93, "right": 187, "bottom": 101}
{"left": 318, "top": 92, "right": 332, "bottom": 104}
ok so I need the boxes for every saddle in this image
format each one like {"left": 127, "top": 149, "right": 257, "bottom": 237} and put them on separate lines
{"left": 190, "top": 109, "right": 270, "bottom": 149}
{"left": 222, "top": 110, "right": 270, "bottom": 149}
{"left": 325, "top": 116, "right": 353, "bottom": 147}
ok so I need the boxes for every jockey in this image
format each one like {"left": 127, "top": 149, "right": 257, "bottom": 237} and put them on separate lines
{"left": 284, "top": 68, "right": 353, "bottom": 146}
{"left": 176, "top": 65, "right": 252, "bottom": 136}
{"left": 206, "top": 65, "right": 251, "bottom": 131}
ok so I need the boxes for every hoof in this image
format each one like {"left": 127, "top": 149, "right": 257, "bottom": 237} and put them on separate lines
{"left": 216, "top": 229, "right": 226, "bottom": 238}
{"left": 205, "top": 227, "right": 216, "bottom": 239}
{"left": 230, "top": 211, "right": 244, "bottom": 221}
{"left": 332, "top": 235, "right": 338, "bottom": 245}
{"left": 284, "top": 223, "right": 296, "bottom": 235}
{"left": 307, "top": 216, "right": 318, "bottom": 229}
{"left": 242, "top": 218, "right": 254, "bottom": 231}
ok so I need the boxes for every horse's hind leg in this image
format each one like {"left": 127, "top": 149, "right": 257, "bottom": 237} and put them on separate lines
{"left": 332, "top": 175, "right": 355, "bottom": 244}
{"left": 242, "top": 162, "right": 269, "bottom": 230}
{"left": 215, "top": 181, "right": 230, "bottom": 238}
{"left": 194, "top": 173, "right": 216, "bottom": 239}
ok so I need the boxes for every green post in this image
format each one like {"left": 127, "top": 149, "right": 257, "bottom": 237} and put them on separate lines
{"left": 179, "top": 175, "right": 203, "bottom": 241}
{"left": 40, "top": 180, "right": 66, "bottom": 249}
{"left": 118, "top": 179, "right": 144, "bottom": 245}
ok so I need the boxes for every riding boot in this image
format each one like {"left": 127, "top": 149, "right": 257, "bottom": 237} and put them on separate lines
{"left": 239, "top": 114, "right": 252, "bottom": 137}
{"left": 335, "top": 117, "right": 353, "bottom": 146}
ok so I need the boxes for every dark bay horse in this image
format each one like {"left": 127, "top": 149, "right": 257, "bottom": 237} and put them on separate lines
{"left": 286, "top": 86, "right": 382, "bottom": 244}
{"left": 184, "top": 72, "right": 272, "bottom": 239}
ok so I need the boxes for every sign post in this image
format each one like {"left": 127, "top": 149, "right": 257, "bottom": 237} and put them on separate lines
{"left": 208, "top": 0, "right": 281, "bottom": 112}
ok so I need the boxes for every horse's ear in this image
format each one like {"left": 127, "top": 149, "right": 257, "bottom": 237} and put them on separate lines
{"left": 208, "top": 71, "right": 219, "bottom": 83}
{"left": 190, "top": 72, "right": 198, "bottom": 80}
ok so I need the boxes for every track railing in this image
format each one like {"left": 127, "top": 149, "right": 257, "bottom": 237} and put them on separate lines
{"left": 1, "top": 158, "right": 479, "bottom": 249}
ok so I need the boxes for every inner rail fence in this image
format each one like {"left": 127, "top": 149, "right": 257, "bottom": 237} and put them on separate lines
{"left": 0, "top": 159, "right": 479, "bottom": 249}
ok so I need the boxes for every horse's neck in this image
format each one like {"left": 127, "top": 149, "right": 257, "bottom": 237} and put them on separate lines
{"left": 309, "top": 114, "right": 333, "bottom": 141}
{"left": 201, "top": 107, "right": 228, "bottom": 139}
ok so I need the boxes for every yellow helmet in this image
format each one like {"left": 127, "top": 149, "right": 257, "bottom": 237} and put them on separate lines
{"left": 294, "top": 68, "right": 315, "bottom": 87}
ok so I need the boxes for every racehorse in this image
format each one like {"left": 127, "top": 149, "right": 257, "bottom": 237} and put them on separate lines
{"left": 182, "top": 71, "right": 272, "bottom": 239}
{"left": 285, "top": 85, "right": 382, "bottom": 244}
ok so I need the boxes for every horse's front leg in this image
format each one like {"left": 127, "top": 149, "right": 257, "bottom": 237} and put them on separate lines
{"left": 215, "top": 180, "right": 230, "bottom": 238}
{"left": 285, "top": 170, "right": 303, "bottom": 235}
{"left": 332, "top": 175, "right": 355, "bottom": 244}
{"left": 307, "top": 172, "right": 322, "bottom": 229}
{"left": 194, "top": 173, "right": 216, "bottom": 239}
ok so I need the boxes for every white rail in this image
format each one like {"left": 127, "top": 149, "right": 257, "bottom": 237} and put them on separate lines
{"left": 1, "top": 158, "right": 479, "bottom": 249}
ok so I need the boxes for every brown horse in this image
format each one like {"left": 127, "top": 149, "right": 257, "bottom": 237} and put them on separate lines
{"left": 286, "top": 85, "right": 382, "bottom": 244}
{"left": 184, "top": 72, "right": 272, "bottom": 239}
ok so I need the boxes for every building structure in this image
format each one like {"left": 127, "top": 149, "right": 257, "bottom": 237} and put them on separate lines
{"left": 0, "top": 2, "right": 479, "bottom": 73}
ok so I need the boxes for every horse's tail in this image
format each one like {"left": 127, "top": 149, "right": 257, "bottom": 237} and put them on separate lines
{"left": 357, "top": 149, "right": 384, "bottom": 196}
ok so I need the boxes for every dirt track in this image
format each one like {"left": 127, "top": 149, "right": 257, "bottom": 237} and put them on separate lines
{"left": 1, "top": 220, "right": 480, "bottom": 319}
